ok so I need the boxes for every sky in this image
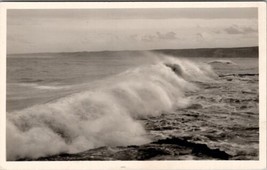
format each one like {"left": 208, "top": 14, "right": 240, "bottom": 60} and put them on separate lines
{"left": 7, "top": 8, "right": 258, "bottom": 54}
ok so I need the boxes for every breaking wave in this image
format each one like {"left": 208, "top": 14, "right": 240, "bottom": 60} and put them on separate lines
{"left": 208, "top": 60, "right": 237, "bottom": 65}
{"left": 7, "top": 55, "right": 216, "bottom": 160}
{"left": 13, "top": 83, "right": 70, "bottom": 90}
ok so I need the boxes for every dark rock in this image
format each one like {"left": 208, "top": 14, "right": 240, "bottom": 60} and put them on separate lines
{"left": 187, "top": 104, "right": 203, "bottom": 110}
{"left": 136, "top": 148, "right": 169, "bottom": 160}
{"left": 153, "top": 137, "right": 231, "bottom": 160}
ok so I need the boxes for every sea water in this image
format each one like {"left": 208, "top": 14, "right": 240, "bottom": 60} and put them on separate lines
{"left": 6, "top": 51, "right": 258, "bottom": 160}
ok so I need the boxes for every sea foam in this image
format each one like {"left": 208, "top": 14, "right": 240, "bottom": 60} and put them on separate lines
{"left": 7, "top": 54, "right": 216, "bottom": 160}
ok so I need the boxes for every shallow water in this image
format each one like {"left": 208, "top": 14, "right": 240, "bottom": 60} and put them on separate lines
{"left": 145, "top": 72, "right": 259, "bottom": 160}
{"left": 6, "top": 52, "right": 258, "bottom": 160}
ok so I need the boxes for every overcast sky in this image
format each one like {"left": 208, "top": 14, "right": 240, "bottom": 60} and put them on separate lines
{"left": 7, "top": 8, "right": 258, "bottom": 54}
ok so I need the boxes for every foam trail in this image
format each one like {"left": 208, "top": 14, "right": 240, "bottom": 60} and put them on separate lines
{"left": 15, "top": 83, "right": 70, "bottom": 90}
{"left": 7, "top": 55, "right": 216, "bottom": 160}
{"left": 208, "top": 59, "right": 237, "bottom": 65}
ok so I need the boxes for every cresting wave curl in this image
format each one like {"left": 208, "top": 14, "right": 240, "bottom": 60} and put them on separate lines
{"left": 7, "top": 55, "right": 216, "bottom": 160}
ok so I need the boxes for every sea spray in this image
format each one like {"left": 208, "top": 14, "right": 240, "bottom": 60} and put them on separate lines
{"left": 6, "top": 55, "right": 216, "bottom": 160}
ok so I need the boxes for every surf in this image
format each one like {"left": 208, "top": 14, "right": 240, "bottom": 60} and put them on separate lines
{"left": 6, "top": 54, "right": 216, "bottom": 160}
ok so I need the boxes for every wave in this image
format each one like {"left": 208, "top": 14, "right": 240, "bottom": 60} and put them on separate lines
{"left": 208, "top": 60, "right": 237, "bottom": 65}
{"left": 6, "top": 54, "right": 216, "bottom": 160}
{"left": 12, "top": 83, "right": 70, "bottom": 90}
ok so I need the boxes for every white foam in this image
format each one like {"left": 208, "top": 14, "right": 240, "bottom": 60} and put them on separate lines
{"left": 16, "top": 83, "right": 70, "bottom": 90}
{"left": 208, "top": 59, "right": 237, "bottom": 65}
{"left": 7, "top": 55, "right": 216, "bottom": 160}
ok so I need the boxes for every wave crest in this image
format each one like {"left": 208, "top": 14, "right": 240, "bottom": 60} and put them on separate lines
{"left": 7, "top": 56, "right": 216, "bottom": 160}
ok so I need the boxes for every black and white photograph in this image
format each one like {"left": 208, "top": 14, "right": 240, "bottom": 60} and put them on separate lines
{"left": 0, "top": 2, "right": 266, "bottom": 170}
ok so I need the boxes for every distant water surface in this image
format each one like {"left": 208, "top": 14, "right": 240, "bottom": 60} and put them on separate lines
{"left": 7, "top": 52, "right": 157, "bottom": 111}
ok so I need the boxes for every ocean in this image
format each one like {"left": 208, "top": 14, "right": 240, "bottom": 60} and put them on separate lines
{"left": 6, "top": 50, "right": 259, "bottom": 160}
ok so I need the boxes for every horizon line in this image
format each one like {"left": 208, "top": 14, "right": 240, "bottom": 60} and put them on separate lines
{"left": 7, "top": 45, "right": 258, "bottom": 56}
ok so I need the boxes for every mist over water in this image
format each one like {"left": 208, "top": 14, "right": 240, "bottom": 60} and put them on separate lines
{"left": 6, "top": 53, "right": 216, "bottom": 160}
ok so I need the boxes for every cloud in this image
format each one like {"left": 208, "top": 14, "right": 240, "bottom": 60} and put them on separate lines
{"left": 223, "top": 25, "right": 257, "bottom": 35}
{"left": 130, "top": 34, "right": 138, "bottom": 39}
{"left": 196, "top": 33, "right": 205, "bottom": 41}
{"left": 224, "top": 26, "right": 243, "bottom": 34}
{"left": 195, "top": 32, "right": 211, "bottom": 42}
{"left": 156, "top": 32, "right": 177, "bottom": 40}
{"left": 132, "top": 31, "right": 179, "bottom": 43}
{"left": 242, "top": 27, "right": 257, "bottom": 34}
{"left": 141, "top": 35, "right": 156, "bottom": 42}
{"left": 212, "top": 30, "right": 222, "bottom": 34}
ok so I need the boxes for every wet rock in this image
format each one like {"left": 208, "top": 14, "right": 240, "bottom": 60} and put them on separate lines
{"left": 187, "top": 104, "right": 203, "bottom": 110}
{"left": 153, "top": 137, "right": 231, "bottom": 160}
{"left": 135, "top": 147, "right": 170, "bottom": 160}
{"left": 23, "top": 137, "right": 232, "bottom": 161}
